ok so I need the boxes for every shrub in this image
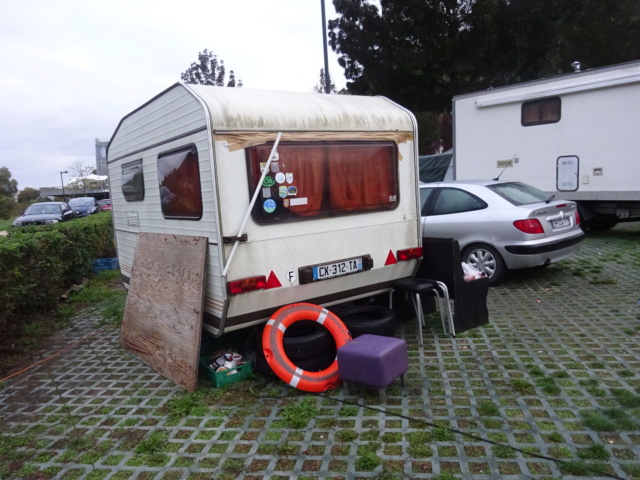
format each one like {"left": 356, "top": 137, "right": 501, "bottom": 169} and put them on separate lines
{"left": 0, "top": 214, "right": 116, "bottom": 335}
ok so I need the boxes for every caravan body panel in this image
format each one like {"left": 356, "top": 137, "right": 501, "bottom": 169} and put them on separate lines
{"left": 108, "top": 84, "right": 421, "bottom": 335}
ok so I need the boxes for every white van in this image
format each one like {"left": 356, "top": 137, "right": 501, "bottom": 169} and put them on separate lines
{"left": 108, "top": 83, "right": 422, "bottom": 336}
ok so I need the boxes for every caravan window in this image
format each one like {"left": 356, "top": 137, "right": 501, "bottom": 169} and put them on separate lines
{"left": 247, "top": 141, "right": 399, "bottom": 224}
{"left": 521, "top": 97, "right": 561, "bottom": 126}
{"left": 121, "top": 160, "right": 144, "bottom": 201}
{"left": 157, "top": 146, "right": 203, "bottom": 220}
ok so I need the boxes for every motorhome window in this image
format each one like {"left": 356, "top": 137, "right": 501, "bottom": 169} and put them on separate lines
{"left": 247, "top": 141, "right": 399, "bottom": 223}
{"left": 121, "top": 160, "right": 144, "bottom": 201}
{"left": 521, "top": 97, "right": 561, "bottom": 126}
{"left": 157, "top": 146, "right": 203, "bottom": 220}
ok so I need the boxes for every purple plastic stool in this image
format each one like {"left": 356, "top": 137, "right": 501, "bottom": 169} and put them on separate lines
{"left": 337, "top": 334, "right": 408, "bottom": 399}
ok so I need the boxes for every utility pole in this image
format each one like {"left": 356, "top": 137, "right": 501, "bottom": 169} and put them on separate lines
{"left": 60, "top": 171, "right": 68, "bottom": 202}
{"left": 321, "top": 0, "right": 331, "bottom": 93}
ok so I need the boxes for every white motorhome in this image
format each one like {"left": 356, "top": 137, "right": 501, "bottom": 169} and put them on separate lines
{"left": 108, "top": 84, "right": 422, "bottom": 337}
{"left": 453, "top": 60, "right": 640, "bottom": 230}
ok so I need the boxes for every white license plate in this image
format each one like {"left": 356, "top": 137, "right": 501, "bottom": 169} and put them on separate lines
{"left": 313, "top": 258, "right": 363, "bottom": 281}
{"left": 551, "top": 217, "right": 571, "bottom": 228}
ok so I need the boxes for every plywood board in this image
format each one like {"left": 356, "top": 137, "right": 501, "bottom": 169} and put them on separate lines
{"left": 120, "top": 232, "right": 208, "bottom": 392}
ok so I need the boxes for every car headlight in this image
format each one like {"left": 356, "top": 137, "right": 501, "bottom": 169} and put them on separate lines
{"left": 13, "top": 221, "right": 23, "bottom": 226}
{"left": 44, "top": 220, "right": 59, "bottom": 224}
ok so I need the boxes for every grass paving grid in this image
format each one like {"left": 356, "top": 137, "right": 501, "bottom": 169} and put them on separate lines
{"left": 0, "top": 225, "right": 638, "bottom": 479}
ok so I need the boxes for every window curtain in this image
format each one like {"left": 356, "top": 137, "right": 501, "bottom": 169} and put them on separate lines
{"left": 328, "top": 144, "right": 396, "bottom": 211}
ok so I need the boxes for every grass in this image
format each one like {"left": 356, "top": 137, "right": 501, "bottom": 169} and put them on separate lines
{"left": 66, "top": 270, "right": 127, "bottom": 327}
{"left": 356, "top": 443, "right": 381, "bottom": 471}
{"left": 611, "top": 389, "right": 640, "bottom": 407}
{"left": 577, "top": 443, "right": 609, "bottom": 460}
{"left": 0, "top": 218, "right": 12, "bottom": 231}
{"left": 166, "top": 392, "right": 209, "bottom": 418}
{"left": 478, "top": 401, "right": 500, "bottom": 416}
{"left": 559, "top": 460, "right": 608, "bottom": 476}
{"left": 511, "top": 379, "right": 536, "bottom": 395}
{"left": 281, "top": 397, "right": 319, "bottom": 429}
{"left": 581, "top": 408, "right": 638, "bottom": 431}
{"left": 536, "top": 377, "right": 561, "bottom": 395}
{"left": 0, "top": 269, "right": 128, "bottom": 380}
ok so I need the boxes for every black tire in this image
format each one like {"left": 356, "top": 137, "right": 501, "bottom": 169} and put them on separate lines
{"left": 282, "top": 320, "right": 333, "bottom": 361}
{"left": 252, "top": 319, "right": 336, "bottom": 379}
{"left": 331, "top": 305, "right": 398, "bottom": 338}
{"left": 462, "top": 243, "right": 506, "bottom": 284}
{"left": 582, "top": 215, "right": 618, "bottom": 232}
{"left": 253, "top": 341, "right": 337, "bottom": 379}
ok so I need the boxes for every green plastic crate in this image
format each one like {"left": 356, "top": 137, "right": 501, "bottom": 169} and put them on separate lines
{"left": 200, "top": 357, "right": 252, "bottom": 387}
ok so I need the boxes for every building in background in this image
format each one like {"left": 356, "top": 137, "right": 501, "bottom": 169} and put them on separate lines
{"left": 95, "top": 138, "right": 109, "bottom": 176}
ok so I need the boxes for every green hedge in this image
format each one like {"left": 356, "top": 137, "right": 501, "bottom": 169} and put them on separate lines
{"left": 0, "top": 214, "right": 117, "bottom": 331}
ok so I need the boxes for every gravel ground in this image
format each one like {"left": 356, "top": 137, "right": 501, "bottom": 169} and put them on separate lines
{"left": 1, "top": 223, "right": 639, "bottom": 480}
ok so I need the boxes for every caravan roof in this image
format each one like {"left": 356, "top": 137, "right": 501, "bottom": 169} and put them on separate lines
{"left": 127, "top": 83, "right": 415, "bottom": 134}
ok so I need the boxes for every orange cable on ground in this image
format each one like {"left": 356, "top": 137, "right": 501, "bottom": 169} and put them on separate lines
{"left": 0, "top": 327, "right": 111, "bottom": 383}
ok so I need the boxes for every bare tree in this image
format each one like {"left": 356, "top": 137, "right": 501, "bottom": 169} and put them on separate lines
{"left": 68, "top": 161, "right": 94, "bottom": 196}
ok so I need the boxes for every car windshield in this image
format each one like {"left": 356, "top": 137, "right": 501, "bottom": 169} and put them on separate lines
{"left": 69, "top": 198, "right": 94, "bottom": 207}
{"left": 25, "top": 204, "right": 61, "bottom": 215}
{"left": 487, "top": 182, "right": 551, "bottom": 206}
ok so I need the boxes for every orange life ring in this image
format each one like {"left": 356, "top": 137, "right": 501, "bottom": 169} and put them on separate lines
{"left": 262, "top": 303, "right": 351, "bottom": 392}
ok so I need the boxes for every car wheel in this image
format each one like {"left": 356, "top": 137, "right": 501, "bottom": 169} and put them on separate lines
{"left": 462, "top": 243, "right": 505, "bottom": 284}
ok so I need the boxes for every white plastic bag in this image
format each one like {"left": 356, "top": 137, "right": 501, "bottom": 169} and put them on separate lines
{"left": 461, "top": 262, "right": 487, "bottom": 282}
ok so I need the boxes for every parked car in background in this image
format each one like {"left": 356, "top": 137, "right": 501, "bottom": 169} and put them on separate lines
{"left": 12, "top": 202, "right": 76, "bottom": 227}
{"left": 68, "top": 197, "right": 99, "bottom": 217}
{"left": 98, "top": 199, "right": 112, "bottom": 212}
{"left": 420, "top": 180, "right": 584, "bottom": 283}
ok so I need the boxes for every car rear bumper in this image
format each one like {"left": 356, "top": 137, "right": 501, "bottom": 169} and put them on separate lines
{"left": 505, "top": 234, "right": 584, "bottom": 255}
{"left": 500, "top": 231, "right": 584, "bottom": 269}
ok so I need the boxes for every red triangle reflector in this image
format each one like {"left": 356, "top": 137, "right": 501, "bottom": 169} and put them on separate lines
{"left": 264, "top": 271, "right": 282, "bottom": 289}
{"left": 385, "top": 250, "right": 397, "bottom": 266}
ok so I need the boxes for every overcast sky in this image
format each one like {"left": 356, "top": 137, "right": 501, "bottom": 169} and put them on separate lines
{"left": 0, "top": 0, "right": 347, "bottom": 191}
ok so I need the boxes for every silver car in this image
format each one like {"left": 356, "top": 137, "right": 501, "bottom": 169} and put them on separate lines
{"left": 420, "top": 180, "right": 584, "bottom": 283}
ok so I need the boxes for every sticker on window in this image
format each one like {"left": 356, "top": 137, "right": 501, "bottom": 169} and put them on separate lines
{"left": 263, "top": 176, "right": 275, "bottom": 187}
{"left": 263, "top": 199, "right": 276, "bottom": 213}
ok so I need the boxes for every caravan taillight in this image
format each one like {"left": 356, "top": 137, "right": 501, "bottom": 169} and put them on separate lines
{"left": 228, "top": 276, "right": 267, "bottom": 295}
{"left": 397, "top": 247, "right": 423, "bottom": 261}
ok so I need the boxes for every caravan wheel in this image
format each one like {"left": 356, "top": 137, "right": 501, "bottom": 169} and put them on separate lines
{"left": 331, "top": 305, "right": 398, "bottom": 338}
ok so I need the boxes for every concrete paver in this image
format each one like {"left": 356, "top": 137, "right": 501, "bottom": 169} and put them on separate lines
{"left": 1, "top": 225, "right": 639, "bottom": 479}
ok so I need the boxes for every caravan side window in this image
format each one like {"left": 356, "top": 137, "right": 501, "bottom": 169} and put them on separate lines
{"left": 157, "top": 146, "right": 203, "bottom": 220}
{"left": 247, "top": 141, "right": 399, "bottom": 224}
{"left": 121, "top": 160, "right": 144, "bottom": 201}
{"left": 521, "top": 97, "right": 561, "bottom": 126}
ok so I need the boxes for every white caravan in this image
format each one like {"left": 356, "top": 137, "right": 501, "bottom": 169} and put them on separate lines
{"left": 453, "top": 60, "right": 640, "bottom": 230}
{"left": 108, "top": 84, "right": 422, "bottom": 336}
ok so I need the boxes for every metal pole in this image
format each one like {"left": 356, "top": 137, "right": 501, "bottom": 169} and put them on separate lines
{"left": 60, "top": 171, "right": 68, "bottom": 201}
{"left": 321, "top": 0, "right": 331, "bottom": 93}
{"left": 222, "top": 132, "right": 283, "bottom": 277}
